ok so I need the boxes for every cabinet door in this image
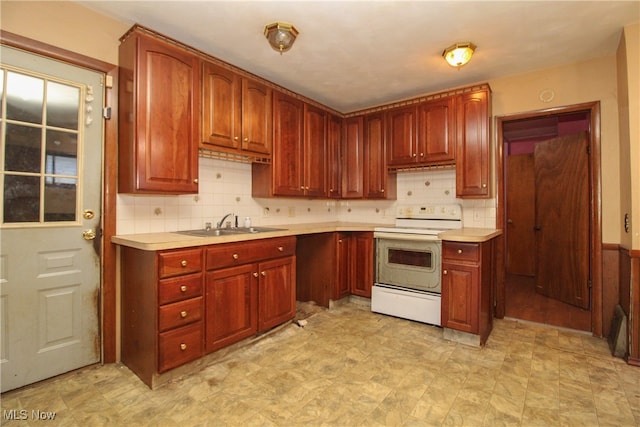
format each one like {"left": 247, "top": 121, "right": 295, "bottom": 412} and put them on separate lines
{"left": 341, "top": 117, "right": 364, "bottom": 198}
{"left": 456, "top": 89, "right": 490, "bottom": 198}
{"left": 201, "top": 61, "right": 241, "bottom": 151}
{"left": 242, "top": 78, "right": 272, "bottom": 154}
{"left": 418, "top": 97, "right": 456, "bottom": 164}
{"left": 363, "top": 113, "right": 388, "bottom": 199}
{"left": 120, "top": 32, "right": 200, "bottom": 194}
{"left": 334, "top": 233, "right": 351, "bottom": 300}
{"left": 205, "top": 264, "right": 258, "bottom": 353}
{"left": 272, "top": 92, "right": 304, "bottom": 196}
{"left": 327, "top": 114, "right": 342, "bottom": 198}
{"left": 350, "top": 232, "right": 373, "bottom": 298}
{"left": 441, "top": 262, "right": 479, "bottom": 333}
{"left": 303, "top": 104, "right": 327, "bottom": 197}
{"left": 387, "top": 105, "right": 418, "bottom": 166}
{"left": 258, "top": 256, "right": 296, "bottom": 331}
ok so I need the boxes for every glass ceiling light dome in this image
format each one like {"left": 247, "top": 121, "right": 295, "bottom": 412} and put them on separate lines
{"left": 264, "top": 22, "right": 299, "bottom": 54}
{"left": 442, "top": 42, "right": 477, "bottom": 68}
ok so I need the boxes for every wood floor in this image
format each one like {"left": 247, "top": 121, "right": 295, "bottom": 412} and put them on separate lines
{"left": 505, "top": 273, "right": 591, "bottom": 332}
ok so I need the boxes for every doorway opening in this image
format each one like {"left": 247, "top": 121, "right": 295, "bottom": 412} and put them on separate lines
{"left": 497, "top": 102, "right": 602, "bottom": 334}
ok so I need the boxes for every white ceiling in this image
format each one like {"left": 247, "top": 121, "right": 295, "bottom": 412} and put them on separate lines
{"left": 77, "top": 0, "right": 639, "bottom": 113}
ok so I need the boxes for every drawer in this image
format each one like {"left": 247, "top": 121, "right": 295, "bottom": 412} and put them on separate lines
{"left": 206, "top": 236, "right": 296, "bottom": 270}
{"left": 443, "top": 242, "right": 480, "bottom": 263}
{"left": 158, "top": 296, "right": 203, "bottom": 332}
{"left": 158, "top": 273, "right": 203, "bottom": 305}
{"left": 158, "top": 322, "right": 203, "bottom": 372}
{"left": 159, "top": 248, "right": 203, "bottom": 278}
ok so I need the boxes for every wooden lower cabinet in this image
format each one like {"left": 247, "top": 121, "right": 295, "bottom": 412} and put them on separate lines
{"left": 296, "top": 232, "right": 373, "bottom": 307}
{"left": 441, "top": 240, "right": 494, "bottom": 345}
{"left": 121, "top": 236, "right": 296, "bottom": 388}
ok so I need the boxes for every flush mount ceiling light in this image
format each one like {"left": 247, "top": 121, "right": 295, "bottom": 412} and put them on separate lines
{"left": 442, "top": 42, "right": 477, "bottom": 68}
{"left": 264, "top": 22, "right": 299, "bottom": 54}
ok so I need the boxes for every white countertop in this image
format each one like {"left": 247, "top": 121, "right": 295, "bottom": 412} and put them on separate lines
{"left": 438, "top": 228, "right": 503, "bottom": 242}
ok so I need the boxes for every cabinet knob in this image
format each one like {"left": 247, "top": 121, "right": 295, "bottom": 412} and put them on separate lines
{"left": 253, "top": 272, "right": 259, "bottom": 278}
{"left": 180, "top": 285, "right": 187, "bottom": 292}
{"left": 232, "top": 253, "right": 239, "bottom": 260}
{"left": 300, "top": 186, "right": 305, "bottom": 190}
{"left": 482, "top": 183, "right": 487, "bottom": 188}
{"left": 234, "top": 136, "right": 239, "bottom": 141}
{"left": 277, "top": 246, "right": 284, "bottom": 252}
{"left": 443, "top": 270, "right": 448, "bottom": 275}
{"left": 420, "top": 153, "right": 424, "bottom": 157}
{"left": 381, "top": 189, "right": 385, "bottom": 193}
{"left": 180, "top": 343, "right": 187, "bottom": 351}
{"left": 338, "top": 239, "right": 343, "bottom": 243}
{"left": 180, "top": 260, "right": 187, "bottom": 267}
{"left": 457, "top": 249, "right": 463, "bottom": 254}
{"left": 412, "top": 154, "right": 417, "bottom": 157}
{"left": 261, "top": 271, "right": 266, "bottom": 277}
{"left": 193, "top": 178, "right": 198, "bottom": 184}
{"left": 243, "top": 137, "right": 249, "bottom": 142}
{"left": 180, "top": 311, "right": 188, "bottom": 318}
{"left": 305, "top": 186, "right": 310, "bottom": 190}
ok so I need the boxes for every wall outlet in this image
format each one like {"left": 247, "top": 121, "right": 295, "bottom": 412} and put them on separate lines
{"left": 288, "top": 206, "right": 295, "bottom": 217}
{"left": 263, "top": 207, "right": 270, "bottom": 216}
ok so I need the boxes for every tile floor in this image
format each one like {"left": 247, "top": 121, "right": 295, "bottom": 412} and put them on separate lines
{"left": 2, "top": 302, "right": 639, "bottom": 426}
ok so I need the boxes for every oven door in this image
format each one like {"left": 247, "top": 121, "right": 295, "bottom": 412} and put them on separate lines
{"left": 375, "top": 235, "right": 441, "bottom": 293}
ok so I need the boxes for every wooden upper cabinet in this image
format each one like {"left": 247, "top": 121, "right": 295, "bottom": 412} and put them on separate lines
{"left": 270, "top": 91, "right": 305, "bottom": 196}
{"left": 456, "top": 89, "right": 490, "bottom": 198}
{"left": 387, "top": 97, "right": 455, "bottom": 167}
{"left": 327, "top": 114, "right": 342, "bottom": 198}
{"left": 364, "top": 113, "right": 396, "bottom": 199}
{"left": 341, "top": 116, "right": 364, "bottom": 198}
{"left": 303, "top": 104, "right": 328, "bottom": 197}
{"left": 387, "top": 105, "right": 418, "bottom": 166}
{"left": 418, "top": 96, "right": 456, "bottom": 164}
{"left": 201, "top": 61, "right": 272, "bottom": 155}
{"left": 118, "top": 28, "right": 200, "bottom": 194}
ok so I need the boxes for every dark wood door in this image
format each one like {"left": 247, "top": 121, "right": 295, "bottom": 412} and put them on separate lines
{"left": 363, "top": 113, "right": 387, "bottom": 199}
{"left": 341, "top": 117, "right": 364, "bottom": 198}
{"left": 258, "top": 256, "right": 296, "bottom": 331}
{"left": 455, "top": 89, "right": 489, "bottom": 198}
{"left": 335, "top": 233, "right": 351, "bottom": 300}
{"left": 418, "top": 97, "right": 456, "bottom": 164}
{"left": 201, "top": 61, "right": 241, "bottom": 150}
{"left": 506, "top": 154, "right": 536, "bottom": 276}
{"left": 205, "top": 264, "right": 257, "bottom": 353}
{"left": 241, "top": 78, "right": 272, "bottom": 154}
{"left": 327, "top": 115, "right": 342, "bottom": 198}
{"left": 441, "top": 262, "right": 479, "bottom": 333}
{"left": 534, "top": 132, "right": 590, "bottom": 309}
{"left": 303, "top": 104, "right": 327, "bottom": 197}
{"left": 272, "top": 92, "right": 304, "bottom": 196}
{"left": 387, "top": 105, "right": 417, "bottom": 166}
{"left": 350, "top": 232, "right": 373, "bottom": 298}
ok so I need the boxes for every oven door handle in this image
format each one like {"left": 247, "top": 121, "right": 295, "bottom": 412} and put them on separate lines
{"left": 373, "top": 231, "right": 440, "bottom": 241}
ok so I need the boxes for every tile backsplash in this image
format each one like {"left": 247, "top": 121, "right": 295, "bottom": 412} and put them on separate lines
{"left": 116, "top": 157, "right": 496, "bottom": 235}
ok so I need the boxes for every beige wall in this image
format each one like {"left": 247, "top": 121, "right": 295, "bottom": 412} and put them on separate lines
{"left": 2, "top": 1, "right": 634, "bottom": 246}
{"left": 1, "top": 0, "right": 129, "bottom": 65}
{"left": 617, "top": 23, "right": 640, "bottom": 250}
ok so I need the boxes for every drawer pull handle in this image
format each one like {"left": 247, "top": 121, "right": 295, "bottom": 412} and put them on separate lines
{"left": 253, "top": 272, "right": 259, "bottom": 278}
{"left": 443, "top": 270, "right": 448, "bottom": 275}
{"left": 180, "top": 260, "right": 187, "bottom": 267}
{"left": 180, "top": 343, "right": 187, "bottom": 351}
{"left": 261, "top": 271, "right": 266, "bottom": 277}
{"left": 180, "top": 285, "right": 187, "bottom": 292}
{"left": 232, "top": 253, "right": 239, "bottom": 260}
{"left": 457, "top": 249, "right": 463, "bottom": 254}
{"left": 180, "top": 311, "right": 188, "bottom": 318}
{"left": 277, "top": 246, "right": 284, "bottom": 252}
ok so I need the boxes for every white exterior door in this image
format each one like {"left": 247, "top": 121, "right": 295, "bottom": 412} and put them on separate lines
{"left": 0, "top": 46, "right": 103, "bottom": 392}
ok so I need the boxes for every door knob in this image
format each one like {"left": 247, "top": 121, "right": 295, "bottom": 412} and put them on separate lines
{"left": 82, "top": 229, "right": 96, "bottom": 240}
{"left": 507, "top": 219, "right": 513, "bottom": 224}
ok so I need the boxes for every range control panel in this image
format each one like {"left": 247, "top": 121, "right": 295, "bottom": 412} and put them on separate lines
{"left": 396, "top": 204, "right": 462, "bottom": 221}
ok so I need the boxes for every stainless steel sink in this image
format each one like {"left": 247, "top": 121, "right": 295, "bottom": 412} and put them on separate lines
{"left": 174, "top": 226, "right": 286, "bottom": 237}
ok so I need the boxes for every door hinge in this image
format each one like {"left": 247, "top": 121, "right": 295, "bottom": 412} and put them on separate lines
{"left": 586, "top": 145, "right": 591, "bottom": 155}
{"left": 588, "top": 280, "right": 592, "bottom": 289}
{"left": 103, "top": 106, "right": 112, "bottom": 120}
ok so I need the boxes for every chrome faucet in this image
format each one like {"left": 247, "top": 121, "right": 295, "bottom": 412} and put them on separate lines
{"left": 216, "top": 213, "right": 235, "bottom": 228}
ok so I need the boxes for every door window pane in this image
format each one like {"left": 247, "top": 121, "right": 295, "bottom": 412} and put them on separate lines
{"left": 4, "top": 123, "right": 42, "bottom": 173}
{"left": 44, "top": 179, "right": 76, "bottom": 222}
{"left": 6, "top": 71, "right": 44, "bottom": 124}
{"left": 3, "top": 175, "right": 40, "bottom": 223}
{"left": 46, "top": 130, "right": 77, "bottom": 179}
{"left": 46, "top": 81, "right": 79, "bottom": 129}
